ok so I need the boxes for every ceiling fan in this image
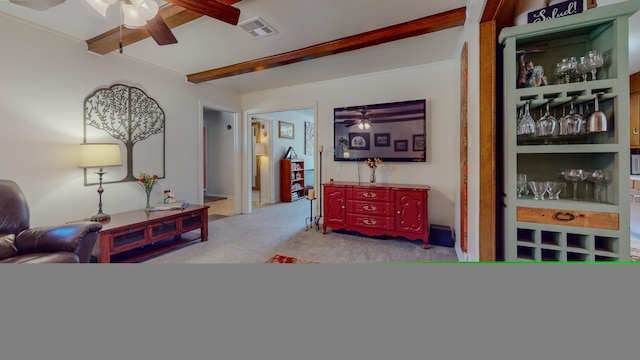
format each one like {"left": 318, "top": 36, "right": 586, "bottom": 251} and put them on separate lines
{"left": 9, "top": 0, "right": 240, "bottom": 47}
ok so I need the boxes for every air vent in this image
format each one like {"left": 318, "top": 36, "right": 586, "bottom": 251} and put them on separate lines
{"left": 239, "top": 17, "right": 278, "bottom": 38}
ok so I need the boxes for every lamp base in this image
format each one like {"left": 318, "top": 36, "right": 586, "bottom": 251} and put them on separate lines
{"left": 90, "top": 212, "right": 111, "bottom": 222}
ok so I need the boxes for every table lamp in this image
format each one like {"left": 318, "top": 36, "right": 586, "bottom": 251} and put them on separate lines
{"left": 79, "top": 143, "right": 122, "bottom": 221}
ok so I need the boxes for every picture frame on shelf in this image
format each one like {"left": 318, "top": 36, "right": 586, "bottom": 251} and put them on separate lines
{"left": 279, "top": 121, "right": 294, "bottom": 139}
{"left": 413, "top": 134, "right": 425, "bottom": 151}
{"left": 163, "top": 190, "right": 176, "bottom": 204}
{"left": 348, "top": 132, "right": 370, "bottom": 150}
{"left": 374, "top": 133, "right": 391, "bottom": 147}
{"left": 394, "top": 140, "right": 408, "bottom": 152}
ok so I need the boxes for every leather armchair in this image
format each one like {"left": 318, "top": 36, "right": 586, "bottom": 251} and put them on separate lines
{"left": 0, "top": 179, "right": 102, "bottom": 263}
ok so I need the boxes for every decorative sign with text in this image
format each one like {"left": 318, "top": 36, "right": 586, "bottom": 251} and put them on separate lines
{"left": 528, "top": 0, "right": 584, "bottom": 23}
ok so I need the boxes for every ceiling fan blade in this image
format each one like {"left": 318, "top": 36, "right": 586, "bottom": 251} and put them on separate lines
{"left": 166, "top": 0, "right": 241, "bottom": 25}
{"left": 9, "top": 0, "right": 65, "bottom": 11}
{"left": 145, "top": 14, "right": 178, "bottom": 46}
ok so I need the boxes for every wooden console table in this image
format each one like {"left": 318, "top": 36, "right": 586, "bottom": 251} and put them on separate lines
{"left": 87, "top": 204, "right": 209, "bottom": 263}
{"left": 323, "top": 182, "right": 430, "bottom": 248}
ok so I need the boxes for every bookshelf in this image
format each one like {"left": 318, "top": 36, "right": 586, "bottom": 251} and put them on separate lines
{"left": 280, "top": 159, "right": 305, "bottom": 202}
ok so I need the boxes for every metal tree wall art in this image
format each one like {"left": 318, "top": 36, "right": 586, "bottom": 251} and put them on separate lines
{"left": 84, "top": 84, "right": 165, "bottom": 184}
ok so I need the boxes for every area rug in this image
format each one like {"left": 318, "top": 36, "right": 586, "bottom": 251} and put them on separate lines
{"left": 204, "top": 196, "right": 227, "bottom": 202}
{"left": 264, "top": 254, "right": 319, "bottom": 264}
{"left": 631, "top": 247, "right": 640, "bottom": 262}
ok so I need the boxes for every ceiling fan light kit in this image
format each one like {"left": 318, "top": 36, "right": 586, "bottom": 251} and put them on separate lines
{"left": 86, "top": 0, "right": 159, "bottom": 29}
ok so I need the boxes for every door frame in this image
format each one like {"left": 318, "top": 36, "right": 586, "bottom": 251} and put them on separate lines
{"left": 244, "top": 103, "right": 318, "bottom": 213}
{"left": 199, "top": 101, "right": 241, "bottom": 215}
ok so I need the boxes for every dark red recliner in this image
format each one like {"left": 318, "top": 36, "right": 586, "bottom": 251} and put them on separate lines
{"left": 0, "top": 179, "right": 102, "bottom": 263}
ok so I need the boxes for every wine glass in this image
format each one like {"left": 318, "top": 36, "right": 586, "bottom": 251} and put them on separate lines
{"left": 536, "top": 101, "right": 558, "bottom": 139}
{"left": 546, "top": 181, "right": 566, "bottom": 200}
{"left": 585, "top": 50, "right": 604, "bottom": 80}
{"left": 575, "top": 56, "right": 589, "bottom": 82}
{"left": 561, "top": 169, "right": 588, "bottom": 201}
{"left": 517, "top": 173, "right": 529, "bottom": 198}
{"left": 586, "top": 94, "right": 608, "bottom": 133}
{"left": 558, "top": 57, "right": 577, "bottom": 84}
{"left": 560, "top": 100, "right": 584, "bottom": 136}
{"left": 589, "top": 169, "right": 613, "bottom": 202}
{"left": 517, "top": 101, "right": 536, "bottom": 136}
{"left": 528, "top": 181, "right": 549, "bottom": 200}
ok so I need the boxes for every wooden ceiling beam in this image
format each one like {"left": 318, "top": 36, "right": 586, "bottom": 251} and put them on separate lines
{"left": 86, "top": 0, "right": 241, "bottom": 55}
{"left": 187, "top": 6, "right": 467, "bottom": 83}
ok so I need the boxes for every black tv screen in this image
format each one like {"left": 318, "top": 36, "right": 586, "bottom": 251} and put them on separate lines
{"left": 333, "top": 99, "right": 426, "bottom": 162}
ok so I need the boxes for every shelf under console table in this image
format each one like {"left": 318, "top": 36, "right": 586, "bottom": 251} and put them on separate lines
{"left": 87, "top": 204, "right": 209, "bottom": 263}
{"left": 322, "top": 182, "right": 431, "bottom": 248}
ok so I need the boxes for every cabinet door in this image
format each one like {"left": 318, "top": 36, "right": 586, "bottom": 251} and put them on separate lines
{"left": 324, "top": 186, "right": 346, "bottom": 225}
{"left": 394, "top": 190, "right": 427, "bottom": 235}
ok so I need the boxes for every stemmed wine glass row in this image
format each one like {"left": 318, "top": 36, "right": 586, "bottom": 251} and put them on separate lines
{"left": 554, "top": 50, "right": 604, "bottom": 84}
{"left": 516, "top": 94, "right": 610, "bottom": 137}
{"left": 517, "top": 169, "right": 612, "bottom": 202}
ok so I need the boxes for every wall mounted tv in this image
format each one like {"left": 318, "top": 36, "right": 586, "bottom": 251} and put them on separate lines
{"left": 333, "top": 99, "right": 426, "bottom": 162}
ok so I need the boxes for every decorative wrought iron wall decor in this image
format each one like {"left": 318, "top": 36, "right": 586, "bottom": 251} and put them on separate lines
{"left": 83, "top": 83, "right": 165, "bottom": 185}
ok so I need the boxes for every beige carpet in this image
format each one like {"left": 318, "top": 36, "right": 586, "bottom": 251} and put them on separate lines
{"left": 147, "top": 199, "right": 458, "bottom": 263}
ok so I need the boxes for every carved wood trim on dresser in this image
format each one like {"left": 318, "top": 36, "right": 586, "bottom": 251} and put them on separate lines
{"left": 322, "top": 182, "right": 431, "bottom": 248}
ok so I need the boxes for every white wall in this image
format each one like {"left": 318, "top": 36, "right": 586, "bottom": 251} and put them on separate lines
{"left": 242, "top": 60, "right": 458, "bottom": 231}
{"left": 0, "top": 14, "right": 241, "bottom": 226}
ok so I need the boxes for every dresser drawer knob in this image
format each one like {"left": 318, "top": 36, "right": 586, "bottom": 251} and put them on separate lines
{"left": 364, "top": 205, "right": 377, "bottom": 212}
{"left": 363, "top": 219, "right": 377, "bottom": 226}
{"left": 363, "top": 192, "right": 377, "bottom": 198}
{"left": 554, "top": 212, "right": 576, "bottom": 221}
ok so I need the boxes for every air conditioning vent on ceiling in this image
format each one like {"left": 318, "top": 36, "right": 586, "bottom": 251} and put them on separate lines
{"left": 239, "top": 17, "right": 278, "bottom": 38}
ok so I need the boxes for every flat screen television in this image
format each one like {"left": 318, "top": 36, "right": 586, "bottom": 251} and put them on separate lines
{"left": 333, "top": 99, "right": 426, "bottom": 162}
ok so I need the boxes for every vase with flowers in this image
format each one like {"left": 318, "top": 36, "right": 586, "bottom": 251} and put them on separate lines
{"left": 138, "top": 172, "right": 159, "bottom": 211}
{"left": 365, "top": 157, "right": 383, "bottom": 184}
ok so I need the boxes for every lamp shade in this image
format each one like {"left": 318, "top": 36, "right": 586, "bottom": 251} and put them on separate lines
{"left": 79, "top": 143, "right": 122, "bottom": 168}
{"left": 255, "top": 142, "right": 267, "bottom": 156}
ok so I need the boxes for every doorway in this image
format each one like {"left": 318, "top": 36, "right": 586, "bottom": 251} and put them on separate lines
{"left": 246, "top": 107, "right": 316, "bottom": 212}
{"left": 252, "top": 120, "right": 269, "bottom": 208}
{"left": 202, "top": 106, "right": 240, "bottom": 218}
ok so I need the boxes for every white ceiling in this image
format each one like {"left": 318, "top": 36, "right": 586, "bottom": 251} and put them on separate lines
{"left": 0, "top": 0, "right": 638, "bottom": 94}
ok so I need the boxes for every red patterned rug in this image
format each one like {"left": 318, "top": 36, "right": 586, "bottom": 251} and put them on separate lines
{"left": 264, "top": 254, "right": 319, "bottom": 264}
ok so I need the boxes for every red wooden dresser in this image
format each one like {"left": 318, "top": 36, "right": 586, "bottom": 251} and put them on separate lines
{"left": 322, "top": 182, "right": 431, "bottom": 248}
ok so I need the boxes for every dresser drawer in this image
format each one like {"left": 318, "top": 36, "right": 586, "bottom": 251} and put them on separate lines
{"left": 347, "top": 214, "right": 394, "bottom": 230}
{"left": 517, "top": 207, "right": 619, "bottom": 230}
{"left": 347, "top": 187, "right": 391, "bottom": 202}
{"left": 347, "top": 200, "right": 394, "bottom": 216}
